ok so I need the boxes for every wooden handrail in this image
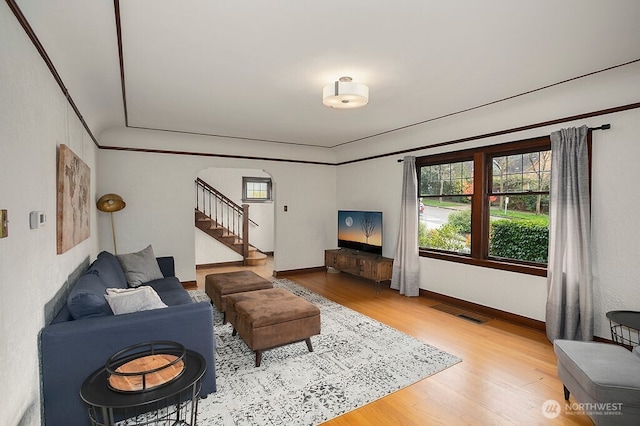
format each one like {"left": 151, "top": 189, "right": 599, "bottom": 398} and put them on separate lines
{"left": 195, "top": 178, "right": 258, "bottom": 226}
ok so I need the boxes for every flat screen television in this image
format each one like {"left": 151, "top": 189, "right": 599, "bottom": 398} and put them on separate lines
{"left": 337, "top": 210, "right": 383, "bottom": 255}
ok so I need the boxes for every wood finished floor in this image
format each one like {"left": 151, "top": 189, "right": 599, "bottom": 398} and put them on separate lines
{"left": 196, "top": 258, "right": 592, "bottom": 425}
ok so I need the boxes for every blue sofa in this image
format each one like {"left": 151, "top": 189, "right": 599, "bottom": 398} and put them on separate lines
{"left": 40, "top": 251, "right": 216, "bottom": 426}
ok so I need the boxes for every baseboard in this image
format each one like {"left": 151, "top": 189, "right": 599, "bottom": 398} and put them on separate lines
{"left": 195, "top": 253, "right": 273, "bottom": 271}
{"left": 181, "top": 280, "right": 197, "bottom": 290}
{"left": 419, "top": 290, "right": 618, "bottom": 340}
{"left": 419, "top": 289, "right": 546, "bottom": 332}
{"left": 196, "top": 261, "right": 244, "bottom": 269}
{"left": 274, "top": 266, "right": 326, "bottom": 277}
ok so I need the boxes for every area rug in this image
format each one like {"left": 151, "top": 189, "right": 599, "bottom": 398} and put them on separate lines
{"left": 189, "top": 278, "right": 461, "bottom": 425}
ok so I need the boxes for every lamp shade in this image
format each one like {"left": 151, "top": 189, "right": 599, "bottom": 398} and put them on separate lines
{"left": 323, "top": 76, "right": 369, "bottom": 109}
{"left": 96, "top": 194, "right": 126, "bottom": 213}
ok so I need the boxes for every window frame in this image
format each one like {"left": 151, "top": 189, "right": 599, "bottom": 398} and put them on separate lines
{"left": 242, "top": 176, "right": 273, "bottom": 203}
{"left": 416, "top": 135, "right": 565, "bottom": 277}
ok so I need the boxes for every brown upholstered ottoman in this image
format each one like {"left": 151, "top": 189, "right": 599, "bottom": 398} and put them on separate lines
{"left": 205, "top": 270, "right": 273, "bottom": 323}
{"left": 226, "top": 288, "right": 321, "bottom": 367}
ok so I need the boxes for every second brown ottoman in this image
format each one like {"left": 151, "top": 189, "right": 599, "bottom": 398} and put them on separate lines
{"left": 205, "top": 270, "right": 273, "bottom": 323}
{"left": 227, "top": 288, "right": 321, "bottom": 367}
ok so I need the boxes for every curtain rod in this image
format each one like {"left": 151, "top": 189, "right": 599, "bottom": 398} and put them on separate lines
{"left": 397, "top": 123, "right": 611, "bottom": 162}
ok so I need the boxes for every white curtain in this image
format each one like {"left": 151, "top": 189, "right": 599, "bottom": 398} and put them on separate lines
{"left": 545, "top": 125, "right": 593, "bottom": 342}
{"left": 391, "top": 156, "right": 420, "bottom": 296}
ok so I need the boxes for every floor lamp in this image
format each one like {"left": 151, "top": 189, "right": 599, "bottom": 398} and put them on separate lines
{"left": 97, "top": 193, "right": 126, "bottom": 254}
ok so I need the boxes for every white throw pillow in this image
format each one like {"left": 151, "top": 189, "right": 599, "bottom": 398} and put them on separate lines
{"left": 116, "top": 244, "right": 165, "bottom": 287}
{"left": 104, "top": 286, "right": 168, "bottom": 315}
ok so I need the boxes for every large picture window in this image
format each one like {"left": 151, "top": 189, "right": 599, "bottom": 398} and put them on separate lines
{"left": 416, "top": 136, "right": 562, "bottom": 276}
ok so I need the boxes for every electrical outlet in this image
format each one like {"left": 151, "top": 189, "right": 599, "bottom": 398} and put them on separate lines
{"left": 1, "top": 209, "right": 7, "bottom": 238}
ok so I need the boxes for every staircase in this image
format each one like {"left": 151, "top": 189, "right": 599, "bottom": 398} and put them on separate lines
{"left": 195, "top": 178, "right": 267, "bottom": 266}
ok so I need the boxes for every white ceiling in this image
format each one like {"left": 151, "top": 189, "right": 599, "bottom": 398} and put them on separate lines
{"left": 14, "top": 0, "right": 640, "bottom": 148}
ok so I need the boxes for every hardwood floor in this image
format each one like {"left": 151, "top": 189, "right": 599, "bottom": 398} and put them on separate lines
{"left": 196, "top": 258, "right": 592, "bottom": 425}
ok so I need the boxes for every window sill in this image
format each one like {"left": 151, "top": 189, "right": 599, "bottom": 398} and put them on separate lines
{"left": 418, "top": 249, "right": 547, "bottom": 277}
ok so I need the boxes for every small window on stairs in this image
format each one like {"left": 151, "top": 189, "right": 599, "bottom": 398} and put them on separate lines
{"left": 242, "top": 177, "right": 272, "bottom": 202}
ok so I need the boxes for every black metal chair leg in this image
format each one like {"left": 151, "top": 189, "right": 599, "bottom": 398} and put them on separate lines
{"left": 563, "top": 385, "right": 570, "bottom": 400}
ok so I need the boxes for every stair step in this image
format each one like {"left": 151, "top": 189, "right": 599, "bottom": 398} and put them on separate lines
{"left": 195, "top": 205, "right": 266, "bottom": 265}
{"left": 245, "top": 251, "right": 268, "bottom": 266}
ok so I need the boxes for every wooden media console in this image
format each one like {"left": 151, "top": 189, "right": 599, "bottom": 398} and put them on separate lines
{"left": 325, "top": 249, "right": 393, "bottom": 292}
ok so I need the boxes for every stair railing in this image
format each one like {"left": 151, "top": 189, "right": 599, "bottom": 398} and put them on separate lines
{"left": 195, "top": 178, "right": 257, "bottom": 262}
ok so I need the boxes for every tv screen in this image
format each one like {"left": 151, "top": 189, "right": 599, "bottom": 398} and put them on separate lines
{"left": 337, "top": 210, "right": 383, "bottom": 255}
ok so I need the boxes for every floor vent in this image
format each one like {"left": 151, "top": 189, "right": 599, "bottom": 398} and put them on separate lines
{"left": 431, "top": 303, "right": 492, "bottom": 324}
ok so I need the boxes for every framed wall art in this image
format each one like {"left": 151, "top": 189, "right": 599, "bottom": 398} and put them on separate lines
{"left": 57, "top": 144, "right": 90, "bottom": 254}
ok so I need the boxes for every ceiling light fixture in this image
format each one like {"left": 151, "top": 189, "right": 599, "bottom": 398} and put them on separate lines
{"left": 322, "top": 76, "right": 369, "bottom": 109}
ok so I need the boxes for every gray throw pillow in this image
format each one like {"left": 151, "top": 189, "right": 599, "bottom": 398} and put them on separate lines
{"left": 104, "top": 286, "right": 167, "bottom": 315}
{"left": 116, "top": 245, "right": 164, "bottom": 287}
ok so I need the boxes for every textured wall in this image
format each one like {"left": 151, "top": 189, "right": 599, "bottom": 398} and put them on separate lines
{"left": 0, "top": 4, "right": 99, "bottom": 425}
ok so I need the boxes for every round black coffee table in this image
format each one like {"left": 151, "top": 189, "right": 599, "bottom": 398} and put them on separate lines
{"left": 81, "top": 346, "right": 206, "bottom": 426}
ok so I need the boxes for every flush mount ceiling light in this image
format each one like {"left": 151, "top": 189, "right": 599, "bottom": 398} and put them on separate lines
{"left": 322, "top": 76, "right": 369, "bottom": 109}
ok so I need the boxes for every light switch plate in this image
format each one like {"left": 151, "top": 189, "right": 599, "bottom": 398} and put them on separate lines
{"left": 1, "top": 209, "right": 7, "bottom": 238}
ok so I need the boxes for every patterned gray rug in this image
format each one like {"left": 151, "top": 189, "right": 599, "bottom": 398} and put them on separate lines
{"left": 189, "top": 278, "right": 461, "bottom": 425}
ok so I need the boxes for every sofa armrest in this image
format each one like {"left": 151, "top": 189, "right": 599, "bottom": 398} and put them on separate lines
{"left": 156, "top": 256, "right": 175, "bottom": 277}
{"left": 40, "top": 302, "right": 215, "bottom": 426}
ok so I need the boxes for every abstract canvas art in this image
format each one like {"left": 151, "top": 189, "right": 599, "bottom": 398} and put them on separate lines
{"left": 57, "top": 144, "right": 90, "bottom": 254}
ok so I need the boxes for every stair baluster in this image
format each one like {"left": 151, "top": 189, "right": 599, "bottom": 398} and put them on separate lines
{"left": 194, "top": 178, "right": 264, "bottom": 265}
